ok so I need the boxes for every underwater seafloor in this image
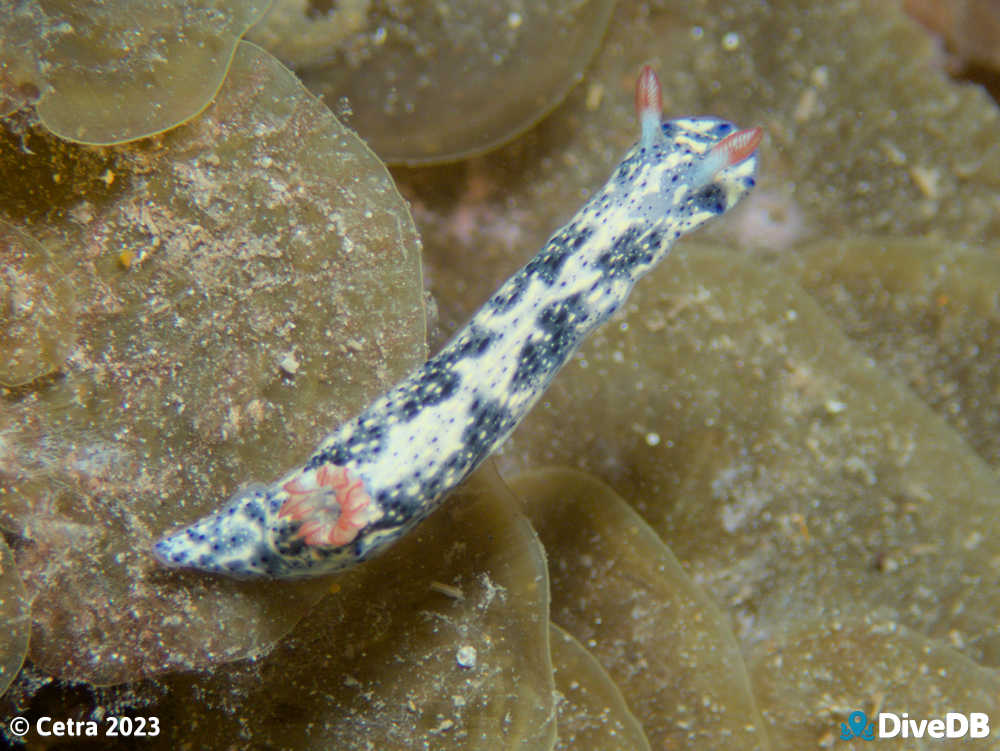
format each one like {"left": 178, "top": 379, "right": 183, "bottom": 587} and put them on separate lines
{"left": 2, "top": 0, "right": 1000, "bottom": 749}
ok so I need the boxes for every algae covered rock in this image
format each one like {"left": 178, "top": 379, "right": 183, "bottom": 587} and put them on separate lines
{"left": 0, "top": 42, "right": 426, "bottom": 684}
{"left": 0, "top": 0, "right": 268, "bottom": 144}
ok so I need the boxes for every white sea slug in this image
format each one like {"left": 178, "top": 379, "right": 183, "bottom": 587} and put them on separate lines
{"left": 154, "top": 67, "right": 762, "bottom": 578}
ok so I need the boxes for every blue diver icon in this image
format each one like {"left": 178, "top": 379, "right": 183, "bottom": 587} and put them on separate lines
{"left": 840, "top": 710, "right": 875, "bottom": 741}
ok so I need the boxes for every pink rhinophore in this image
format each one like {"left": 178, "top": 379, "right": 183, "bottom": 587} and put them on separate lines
{"left": 710, "top": 126, "right": 764, "bottom": 168}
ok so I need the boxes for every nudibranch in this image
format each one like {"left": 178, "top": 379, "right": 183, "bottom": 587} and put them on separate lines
{"left": 154, "top": 67, "right": 762, "bottom": 578}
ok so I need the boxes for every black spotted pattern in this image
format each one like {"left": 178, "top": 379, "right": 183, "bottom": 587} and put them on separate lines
{"left": 523, "top": 224, "right": 594, "bottom": 285}
{"left": 509, "top": 292, "right": 588, "bottom": 393}
{"left": 379, "top": 361, "right": 464, "bottom": 426}
{"left": 408, "top": 363, "right": 461, "bottom": 407}
{"left": 343, "top": 419, "right": 387, "bottom": 461}
{"left": 438, "top": 324, "right": 495, "bottom": 364}
{"left": 523, "top": 241, "right": 572, "bottom": 285}
{"left": 595, "top": 225, "right": 662, "bottom": 279}
{"left": 488, "top": 272, "right": 530, "bottom": 314}
{"left": 461, "top": 396, "right": 517, "bottom": 462}
{"left": 305, "top": 443, "right": 350, "bottom": 470}
{"left": 693, "top": 183, "right": 727, "bottom": 215}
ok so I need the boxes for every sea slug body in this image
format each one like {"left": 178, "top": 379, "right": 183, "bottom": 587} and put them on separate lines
{"left": 154, "top": 67, "right": 761, "bottom": 579}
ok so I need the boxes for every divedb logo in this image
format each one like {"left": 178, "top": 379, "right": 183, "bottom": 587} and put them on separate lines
{"left": 840, "top": 710, "right": 991, "bottom": 741}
